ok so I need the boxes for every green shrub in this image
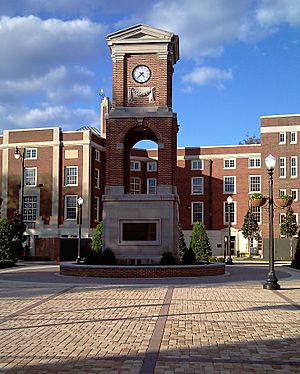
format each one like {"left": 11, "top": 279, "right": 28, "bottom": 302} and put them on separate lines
{"left": 190, "top": 222, "right": 212, "bottom": 262}
{"left": 0, "top": 259, "right": 16, "bottom": 269}
{"left": 181, "top": 249, "right": 196, "bottom": 264}
{"left": 100, "top": 248, "right": 116, "bottom": 265}
{"left": 160, "top": 252, "right": 178, "bottom": 265}
{"left": 0, "top": 218, "right": 15, "bottom": 263}
{"left": 216, "top": 257, "right": 225, "bottom": 262}
{"left": 84, "top": 250, "right": 102, "bottom": 265}
{"left": 210, "top": 256, "right": 217, "bottom": 262}
{"left": 91, "top": 222, "right": 103, "bottom": 252}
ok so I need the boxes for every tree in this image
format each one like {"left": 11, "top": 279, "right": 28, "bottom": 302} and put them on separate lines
{"left": 280, "top": 207, "right": 298, "bottom": 257}
{"left": 91, "top": 222, "right": 103, "bottom": 252}
{"left": 0, "top": 218, "right": 15, "bottom": 266}
{"left": 10, "top": 212, "right": 26, "bottom": 259}
{"left": 190, "top": 222, "right": 212, "bottom": 262}
{"left": 242, "top": 208, "right": 261, "bottom": 256}
{"left": 239, "top": 133, "right": 260, "bottom": 145}
{"left": 178, "top": 224, "right": 188, "bottom": 261}
{"left": 291, "top": 230, "right": 300, "bottom": 269}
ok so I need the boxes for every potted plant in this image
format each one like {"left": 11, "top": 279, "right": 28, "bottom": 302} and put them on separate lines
{"left": 276, "top": 194, "right": 293, "bottom": 208}
{"left": 249, "top": 193, "right": 267, "bottom": 207}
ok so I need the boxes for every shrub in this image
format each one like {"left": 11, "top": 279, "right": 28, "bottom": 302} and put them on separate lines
{"left": 100, "top": 248, "right": 116, "bottom": 265}
{"left": 160, "top": 252, "right": 178, "bottom": 265}
{"left": 291, "top": 230, "right": 300, "bottom": 270}
{"left": 178, "top": 224, "right": 188, "bottom": 261}
{"left": 0, "top": 218, "right": 15, "bottom": 263}
{"left": 0, "top": 259, "right": 16, "bottom": 269}
{"left": 181, "top": 248, "right": 196, "bottom": 264}
{"left": 84, "top": 250, "right": 102, "bottom": 265}
{"left": 91, "top": 222, "right": 103, "bottom": 252}
{"left": 190, "top": 222, "right": 212, "bottom": 262}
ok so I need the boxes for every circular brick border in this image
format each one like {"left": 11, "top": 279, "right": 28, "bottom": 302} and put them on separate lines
{"left": 60, "top": 262, "right": 225, "bottom": 278}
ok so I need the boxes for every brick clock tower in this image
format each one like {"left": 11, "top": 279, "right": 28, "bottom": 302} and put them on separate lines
{"left": 103, "top": 24, "right": 179, "bottom": 264}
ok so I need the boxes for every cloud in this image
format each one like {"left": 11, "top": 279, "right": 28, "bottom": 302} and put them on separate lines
{"left": 256, "top": 0, "right": 300, "bottom": 28}
{"left": 182, "top": 66, "right": 233, "bottom": 89}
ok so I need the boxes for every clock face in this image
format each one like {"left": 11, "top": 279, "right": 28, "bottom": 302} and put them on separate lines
{"left": 132, "top": 65, "right": 151, "bottom": 83}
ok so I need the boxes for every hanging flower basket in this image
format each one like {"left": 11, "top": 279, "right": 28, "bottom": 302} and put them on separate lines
{"left": 249, "top": 194, "right": 267, "bottom": 207}
{"left": 275, "top": 195, "right": 293, "bottom": 208}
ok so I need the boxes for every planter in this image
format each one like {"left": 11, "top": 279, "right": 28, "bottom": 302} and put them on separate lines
{"left": 250, "top": 197, "right": 267, "bottom": 207}
{"left": 275, "top": 197, "right": 293, "bottom": 208}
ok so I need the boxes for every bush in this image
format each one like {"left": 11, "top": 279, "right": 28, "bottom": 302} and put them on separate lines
{"left": 0, "top": 259, "right": 16, "bottom": 269}
{"left": 291, "top": 230, "right": 300, "bottom": 270}
{"left": 84, "top": 250, "right": 102, "bottom": 265}
{"left": 160, "top": 252, "right": 178, "bottom": 265}
{"left": 100, "top": 248, "right": 116, "bottom": 265}
{"left": 91, "top": 222, "right": 103, "bottom": 252}
{"left": 190, "top": 222, "right": 212, "bottom": 262}
{"left": 181, "top": 249, "right": 196, "bottom": 264}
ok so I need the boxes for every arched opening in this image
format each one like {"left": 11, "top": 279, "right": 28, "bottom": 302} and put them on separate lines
{"left": 123, "top": 127, "right": 158, "bottom": 194}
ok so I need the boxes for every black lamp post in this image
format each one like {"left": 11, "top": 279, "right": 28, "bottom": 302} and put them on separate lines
{"left": 77, "top": 197, "right": 84, "bottom": 264}
{"left": 226, "top": 195, "right": 234, "bottom": 265}
{"left": 14, "top": 147, "right": 25, "bottom": 218}
{"left": 263, "top": 154, "right": 280, "bottom": 290}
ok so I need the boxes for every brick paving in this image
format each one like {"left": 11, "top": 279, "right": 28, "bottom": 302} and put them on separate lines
{"left": 0, "top": 264, "right": 299, "bottom": 373}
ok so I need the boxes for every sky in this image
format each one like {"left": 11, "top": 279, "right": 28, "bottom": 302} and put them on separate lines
{"left": 0, "top": 0, "right": 300, "bottom": 147}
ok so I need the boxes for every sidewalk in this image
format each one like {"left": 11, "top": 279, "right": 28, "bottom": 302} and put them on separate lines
{"left": 0, "top": 265, "right": 299, "bottom": 373}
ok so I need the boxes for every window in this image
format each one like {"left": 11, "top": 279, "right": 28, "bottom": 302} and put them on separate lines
{"left": 251, "top": 206, "right": 261, "bottom": 224}
{"left": 95, "top": 169, "right": 100, "bottom": 188}
{"left": 147, "top": 161, "right": 157, "bottom": 172}
{"left": 24, "top": 167, "right": 37, "bottom": 186}
{"left": 279, "top": 189, "right": 286, "bottom": 196}
{"left": 249, "top": 157, "right": 261, "bottom": 168}
{"left": 130, "top": 177, "right": 141, "bottom": 194}
{"left": 65, "top": 166, "right": 78, "bottom": 186}
{"left": 147, "top": 178, "right": 157, "bottom": 194}
{"left": 64, "top": 195, "right": 77, "bottom": 220}
{"left": 94, "top": 197, "right": 100, "bottom": 221}
{"left": 291, "top": 189, "right": 298, "bottom": 202}
{"left": 279, "top": 157, "right": 286, "bottom": 178}
{"left": 291, "top": 156, "right": 297, "bottom": 178}
{"left": 224, "top": 176, "right": 236, "bottom": 194}
{"left": 95, "top": 149, "right": 100, "bottom": 161}
{"left": 249, "top": 175, "right": 261, "bottom": 193}
{"left": 279, "top": 213, "right": 286, "bottom": 225}
{"left": 224, "top": 159, "right": 236, "bottom": 169}
{"left": 224, "top": 201, "right": 236, "bottom": 224}
{"left": 23, "top": 196, "right": 37, "bottom": 221}
{"left": 279, "top": 133, "right": 286, "bottom": 144}
{"left": 123, "top": 222, "right": 156, "bottom": 241}
{"left": 192, "top": 202, "right": 204, "bottom": 224}
{"left": 25, "top": 148, "right": 37, "bottom": 159}
{"left": 290, "top": 132, "right": 297, "bottom": 144}
{"left": 130, "top": 161, "right": 141, "bottom": 171}
{"left": 191, "top": 177, "right": 204, "bottom": 194}
{"left": 191, "top": 159, "right": 203, "bottom": 170}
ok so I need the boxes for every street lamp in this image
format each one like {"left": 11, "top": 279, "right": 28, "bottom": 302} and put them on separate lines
{"left": 76, "top": 196, "right": 84, "bottom": 264}
{"left": 14, "top": 147, "right": 25, "bottom": 218}
{"left": 263, "top": 154, "right": 280, "bottom": 290}
{"left": 226, "top": 195, "right": 234, "bottom": 265}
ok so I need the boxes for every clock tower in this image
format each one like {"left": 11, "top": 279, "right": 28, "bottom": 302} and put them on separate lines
{"left": 103, "top": 24, "right": 179, "bottom": 264}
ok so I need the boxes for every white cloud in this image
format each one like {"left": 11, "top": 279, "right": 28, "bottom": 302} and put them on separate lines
{"left": 256, "top": 0, "right": 300, "bottom": 28}
{"left": 182, "top": 66, "right": 233, "bottom": 89}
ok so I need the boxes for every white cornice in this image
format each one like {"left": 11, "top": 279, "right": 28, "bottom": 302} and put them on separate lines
{"left": 261, "top": 114, "right": 300, "bottom": 118}
{"left": 261, "top": 125, "right": 300, "bottom": 133}
{"left": 177, "top": 152, "right": 261, "bottom": 161}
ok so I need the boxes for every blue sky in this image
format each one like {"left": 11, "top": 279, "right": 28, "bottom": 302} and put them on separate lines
{"left": 0, "top": 0, "right": 300, "bottom": 146}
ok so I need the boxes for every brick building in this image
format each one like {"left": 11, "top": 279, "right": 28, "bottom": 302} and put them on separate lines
{"left": 0, "top": 24, "right": 299, "bottom": 261}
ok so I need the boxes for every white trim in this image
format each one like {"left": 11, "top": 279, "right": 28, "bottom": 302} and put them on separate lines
{"left": 178, "top": 152, "right": 261, "bottom": 161}
{"left": 223, "top": 201, "right": 237, "bottom": 225}
{"left": 82, "top": 131, "right": 91, "bottom": 229}
{"left": 279, "top": 156, "right": 286, "bottom": 179}
{"left": 24, "top": 148, "right": 38, "bottom": 160}
{"left": 249, "top": 175, "right": 261, "bottom": 194}
{"left": 278, "top": 132, "right": 286, "bottom": 144}
{"left": 290, "top": 156, "right": 298, "bottom": 178}
{"left": 223, "top": 176, "right": 236, "bottom": 194}
{"left": 279, "top": 189, "right": 287, "bottom": 196}
{"left": 147, "top": 161, "right": 157, "bottom": 172}
{"left": 191, "top": 201, "right": 204, "bottom": 224}
{"left": 248, "top": 157, "right": 261, "bottom": 169}
{"left": 261, "top": 125, "right": 300, "bottom": 133}
{"left": 191, "top": 159, "right": 203, "bottom": 170}
{"left": 290, "top": 131, "right": 297, "bottom": 144}
{"left": 64, "top": 166, "right": 78, "bottom": 186}
{"left": 64, "top": 194, "right": 78, "bottom": 221}
{"left": 177, "top": 144, "right": 261, "bottom": 150}
{"left": 147, "top": 178, "right": 157, "bottom": 194}
{"left": 261, "top": 114, "right": 300, "bottom": 118}
{"left": 24, "top": 167, "right": 37, "bottom": 187}
{"left": 49, "top": 128, "right": 60, "bottom": 227}
{"left": 130, "top": 160, "right": 141, "bottom": 171}
{"left": 291, "top": 189, "right": 298, "bottom": 202}
{"left": 191, "top": 176, "right": 204, "bottom": 195}
{"left": 223, "top": 158, "right": 236, "bottom": 169}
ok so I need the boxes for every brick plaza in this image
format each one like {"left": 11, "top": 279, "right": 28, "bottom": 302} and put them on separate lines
{"left": 0, "top": 264, "right": 299, "bottom": 373}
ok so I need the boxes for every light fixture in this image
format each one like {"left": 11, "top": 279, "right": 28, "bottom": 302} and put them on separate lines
{"left": 265, "top": 154, "right": 276, "bottom": 171}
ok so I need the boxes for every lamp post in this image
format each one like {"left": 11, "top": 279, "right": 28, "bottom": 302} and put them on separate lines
{"left": 263, "top": 154, "right": 280, "bottom": 290}
{"left": 77, "top": 197, "right": 84, "bottom": 264}
{"left": 14, "top": 147, "right": 25, "bottom": 218}
{"left": 226, "top": 195, "right": 234, "bottom": 265}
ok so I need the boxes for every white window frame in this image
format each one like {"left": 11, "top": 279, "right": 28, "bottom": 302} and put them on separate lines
{"left": 279, "top": 157, "right": 286, "bottom": 178}
{"left": 191, "top": 202, "right": 204, "bottom": 224}
{"left": 24, "top": 167, "right": 37, "bottom": 187}
{"left": 224, "top": 201, "right": 236, "bottom": 225}
{"left": 191, "top": 177, "right": 204, "bottom": 195}
{"left": 64, "top": 195, "right": 77, "bottom": 220}
{"left": 279, "top": 189, "right": 286, "bottom": 196}
{"left": 223, "top": 176, "right": 236, "bottom": 194}
{"left": 279, "top": 132, "right": 286, "bottom": 144}
{"left": 95, "top": 149, "right": 100, "bottom": 161}
{"left": 224, "top": 158, "right": 236, "bottom": 169}
{"left": 290, "top": 132, "right": 297, "bottom": 144}
{"left": 279, "top": 213, "right": 286, "bottom": 225}
{"left": 290, "top": 156, "right": 298, "bottom": 178}
{"left": 64, "top": 166, "right": 78, "bottom": 186}
{"left": 291, "top": 189, "right": 298, "bottom": 202}
{"left": 147, "top": 178, "right": 157, "bottom": 194}
{"left": 130, "top": 177, "right": 141, "bottom": 194}
{"left": 248, "top": 157, "right": 261, "bottom": 168}
{"left": 191, "top": 159, "right": 203, "bottom": 170}
{"left": 95, "top": 168, "right": 100, "bottom": 188}
{"left": 147, "top": 161, "right": 157, "bottom": 172}
{"left": 94, "top": 196, "right": 100, "bottom": 222}
{"left": 130, "top": 160, "right": 141, "bottom": 171}
{"left": 24, "top": 148, "right": 37, "bottom": 160}
{"left": 251, "top": 206, "right": 262, "bottom": 225}
{"left": 249, "top": 175, "right": 261, "bottom": 193}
